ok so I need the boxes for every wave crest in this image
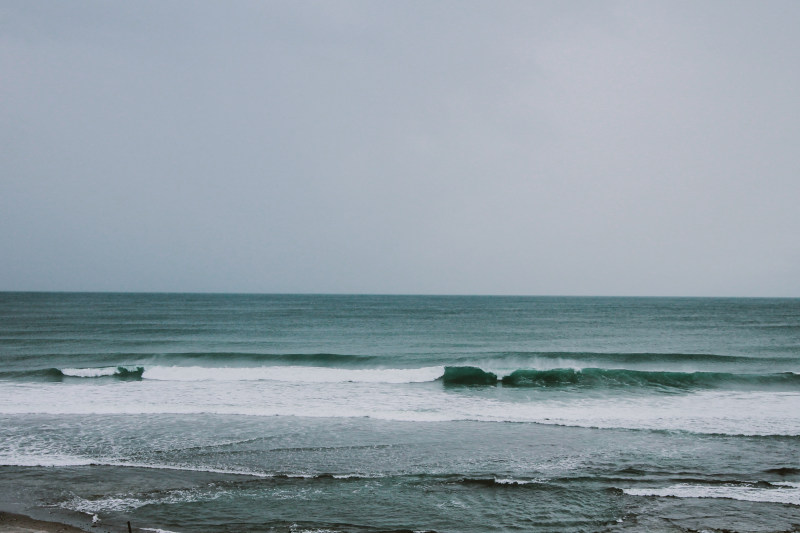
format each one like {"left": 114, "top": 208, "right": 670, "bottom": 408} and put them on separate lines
{"left": 61, "top": 367, "right": 144, "bottom": 380}
{"left": 7, "top": 364, "right": 800, "bottom": 391}
{"left": 440, "top": 366, "right": 498, "bottom": 385}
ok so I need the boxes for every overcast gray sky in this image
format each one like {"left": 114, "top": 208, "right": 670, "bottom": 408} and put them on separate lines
{"left": 2, "top": 1, "right": 798, "bottom": 296}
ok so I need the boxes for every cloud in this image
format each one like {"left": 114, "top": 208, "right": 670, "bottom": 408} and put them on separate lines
{"left": 1, "top": 1, "right": 798, "bottom": 295}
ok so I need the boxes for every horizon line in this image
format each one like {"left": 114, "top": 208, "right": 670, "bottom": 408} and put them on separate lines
{"left": 0, "top": 290, "right": 798, "bottom": 299}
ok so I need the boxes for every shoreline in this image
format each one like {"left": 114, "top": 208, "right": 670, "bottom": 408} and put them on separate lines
{"left": 0, "top": 511, "right": 153, "bottom": 533}
{"left": 0, "top": 512, "right": 90, "bottom": 533}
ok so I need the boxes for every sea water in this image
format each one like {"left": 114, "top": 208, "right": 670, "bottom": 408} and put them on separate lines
{"left": 0, "top": 293, "right": 798, "bottom": 532}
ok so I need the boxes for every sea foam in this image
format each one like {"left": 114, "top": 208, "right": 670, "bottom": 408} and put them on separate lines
{"left": 623, "top": 482, "right": 800, "bottom": 506}
{"left": 3, "top": 379, "right": 800, "bottom": 436}
{"left": 140, "top": 365, "right": 444, "bottom": 383}
{"left": 60, "top": 367, "right": 144, "bottom": 379}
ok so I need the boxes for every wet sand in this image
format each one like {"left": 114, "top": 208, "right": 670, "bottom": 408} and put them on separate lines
{"left": 0, "top": 512, "right": 88, "bottom": 533}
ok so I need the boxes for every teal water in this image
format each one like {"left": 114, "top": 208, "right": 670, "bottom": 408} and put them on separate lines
{"left": 1, "top": 293, "right": 799, "bottom": 532}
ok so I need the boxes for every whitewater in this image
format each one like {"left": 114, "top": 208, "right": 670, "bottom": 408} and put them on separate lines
{"left": 2, "top": 365, "right": 800, "bottom": 436}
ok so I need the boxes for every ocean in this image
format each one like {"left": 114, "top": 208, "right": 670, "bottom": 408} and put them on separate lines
{"left": 0, "top": 293, "right": 798, "bottom": 532}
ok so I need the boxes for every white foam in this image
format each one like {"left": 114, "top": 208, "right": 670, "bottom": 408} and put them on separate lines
{"left": 0, "top": 450, "right": 374, "bottom": 480}
{"left": 63, "top": 486, "right": 229, "bottom": 513}
{"left": 0, "top": 454, "right": 97, "bottom": 467}
{"left": 14, "top": 457, "right": 272, "bottom": 477}
{"left": 2, "top": 380, "right": 800, "bottom": 436}
{"left": 61, "top": 367, "right": 121, "bottom": 377}
{"left": 60, "top": 472, "right": 375, "bottom": 517}
{"left": 141, "top": 365, "right": 444, "bottom": 384}
{"left": 623, "top": 483, "right": 800, "bottom": 506}
{"left": 494, "top": 478, "right": 543, "bottom": 485}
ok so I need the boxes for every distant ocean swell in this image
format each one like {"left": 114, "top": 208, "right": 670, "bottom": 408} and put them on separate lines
{"left": 169, "top": 349, "right": 793, "bottom": 367}
{"left": 148, "top": 352, "right": 379, "bottom": 365}
{"left": 5, "top": 364, "right": 799, "bottom": 391}
{"left": 451, "top": 351, "right": 789, "bottom": 365}
{"left": 6, "top": 350, "right": 793, "bottom": 365}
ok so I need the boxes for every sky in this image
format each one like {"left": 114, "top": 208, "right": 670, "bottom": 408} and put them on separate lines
{"left": 1, "top": 1, "right": 799, "bottom": 296}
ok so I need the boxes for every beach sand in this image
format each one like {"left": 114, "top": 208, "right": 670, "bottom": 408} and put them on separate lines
{"left": 0, "top": 512, "right": 89, "bottom": 533}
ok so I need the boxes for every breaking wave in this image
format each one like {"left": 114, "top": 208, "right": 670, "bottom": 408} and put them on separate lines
{"left": 0, "top": 367, "right": 144, "bottom": 381}
{"left": 4, "top": 364, "right": 800, "bottom": 391}
{"left": 623, "top": 481, "right": 800, "bottom": 506}
{"left": 440, "top": 366, "right": 498, "bottom": 385}
{"left": 61, "top": 366, "right": 145, "bottom": 379}
{"left": 442, "top": 366, "right": 800, "bottom": 390}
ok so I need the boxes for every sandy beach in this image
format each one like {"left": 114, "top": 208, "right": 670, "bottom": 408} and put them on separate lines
{"left": 0, "top": 513, "right": 90, "bottom": 533}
